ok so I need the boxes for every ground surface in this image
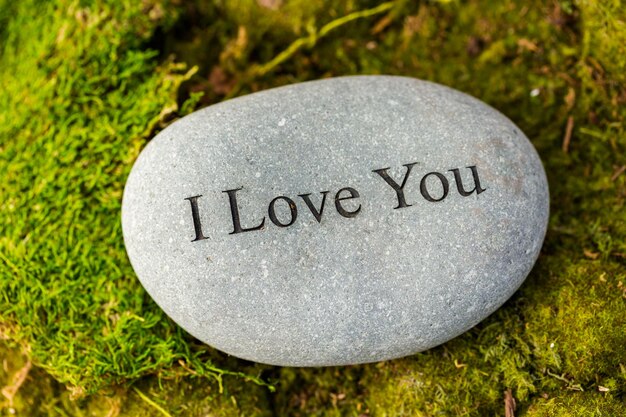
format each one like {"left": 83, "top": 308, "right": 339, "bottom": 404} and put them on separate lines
{"left": 0, "top": 0, "right": 625, "bottom": 416}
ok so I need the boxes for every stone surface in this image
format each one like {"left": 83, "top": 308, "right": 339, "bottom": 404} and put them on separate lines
{"left": 121, "top": 75, "right": 549, "bottom": 366}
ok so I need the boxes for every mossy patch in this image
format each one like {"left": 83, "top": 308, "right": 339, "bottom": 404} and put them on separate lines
{"left": 0, "top": 341, "right": 271, "bottom": 416}
{"left": 0, "top": 0, "right": 269, "bottom": 398}
{"left": 1, "top": 0, "right": 624, "bottom": 415}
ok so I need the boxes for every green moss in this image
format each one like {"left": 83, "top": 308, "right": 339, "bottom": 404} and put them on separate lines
{"left": 525, "top": 391, "right": 626, "bottom": 416}
{"left": 1, "top": 0, "right": 625, "bottom": 415}
{"left": 0, "top": 341, "right": 270, "bottom": 416}
{"left": 0, "top": 0, "right": 268, "bottom": 399}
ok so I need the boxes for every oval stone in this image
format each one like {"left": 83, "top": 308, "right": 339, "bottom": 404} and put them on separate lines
{"left": 122, "top": 76, "right": 549, "bottom": 366}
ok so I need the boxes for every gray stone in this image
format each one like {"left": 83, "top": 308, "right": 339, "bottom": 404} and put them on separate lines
{"left": 121, "top": 75, "right": 549, "bottom": 366}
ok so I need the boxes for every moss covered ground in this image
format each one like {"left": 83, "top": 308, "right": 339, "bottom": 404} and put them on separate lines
{"left": 0, "top": 0, "right": 624, "bottom": 415}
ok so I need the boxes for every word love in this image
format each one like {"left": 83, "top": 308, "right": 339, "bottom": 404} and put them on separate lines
{"left": 184, "top": 163, "right": 486, "bottom": 241}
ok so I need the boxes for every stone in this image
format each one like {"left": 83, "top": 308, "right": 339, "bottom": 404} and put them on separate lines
{"left": 121, "top": 75, "right": 549, "bottom": 366}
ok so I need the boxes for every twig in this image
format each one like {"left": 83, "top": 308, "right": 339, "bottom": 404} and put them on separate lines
{"left": 504, "top": 389, "right": 516, "bottom": 417}
{"left": 104, "top": 396, "right": 122, "bottom": 417}
{"left": 1, "top": 360, "right": 31, "bottom": 408}
{"left": 256, "top": 1, "right": 395, "bottom": 76}
{"left": 133, "top": 387, "right": 173, "bottom": 417}
{"left": 177, "top": 359, "right": 198, "bottom": 375}
{"left": 562, "top": 115, "right": 574, "bottom": 153}
{"left": 611, "top": 165, "right": 626, "bottom": 181}
{"left": 226, "top": 1, "right": 396, "bottom": 98}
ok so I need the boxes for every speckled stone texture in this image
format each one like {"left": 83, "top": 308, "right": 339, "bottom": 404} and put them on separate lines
{"left": 122, "top": 76, "right": 549, "bottom": 366}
